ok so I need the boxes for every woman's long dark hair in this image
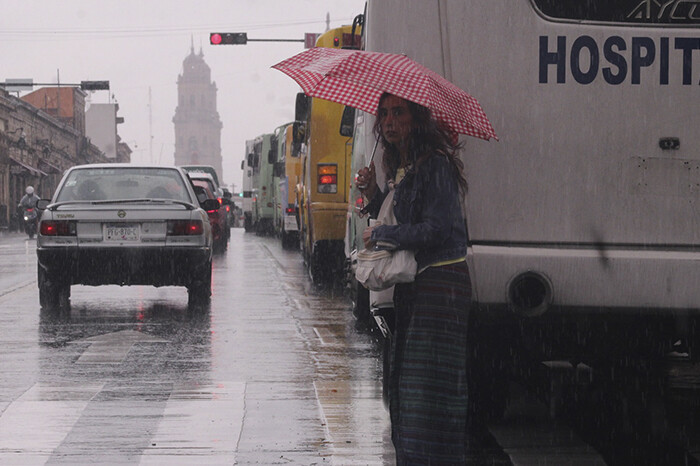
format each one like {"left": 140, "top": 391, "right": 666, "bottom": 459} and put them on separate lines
{"left": 372, "top": 93, "right": 468, "bottom": 193}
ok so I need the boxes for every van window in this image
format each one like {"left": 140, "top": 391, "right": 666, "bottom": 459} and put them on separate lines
{"left": 531, "top": 0, "right": 700, "bottom": 24}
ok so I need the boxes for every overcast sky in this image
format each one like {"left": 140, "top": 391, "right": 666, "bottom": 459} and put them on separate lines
{"left": 0, "top": 0, "right": 367, "bottom": 190}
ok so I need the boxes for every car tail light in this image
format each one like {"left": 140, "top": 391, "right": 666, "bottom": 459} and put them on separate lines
{"left": 40, "top": 220, "right": 77, "bottom": 236}
{"left": 167, "top": 220, "right": 204, "bottom": 236}
{"left": 318, "top": 164, "right": 338, "bottom": 193}
{"left": 285, "top": 206, "right": 296, "bottom": 214}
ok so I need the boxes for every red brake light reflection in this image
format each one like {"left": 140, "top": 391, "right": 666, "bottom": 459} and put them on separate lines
{"left": 319, "top": 174, "right": 337, "bottom": 185}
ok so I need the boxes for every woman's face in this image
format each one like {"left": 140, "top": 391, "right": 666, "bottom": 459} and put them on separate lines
{"left": 378, "top": 95, "right": 413, "bottom": 150}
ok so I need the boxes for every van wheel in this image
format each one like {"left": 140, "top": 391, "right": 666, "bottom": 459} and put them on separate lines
{"left": 281, "top": 230, "right": 298, "bottom": 250}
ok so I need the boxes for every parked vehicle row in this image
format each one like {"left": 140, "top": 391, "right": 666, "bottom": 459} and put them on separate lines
{"left": 241, "top": 24, "right": 360, "bottom": 283}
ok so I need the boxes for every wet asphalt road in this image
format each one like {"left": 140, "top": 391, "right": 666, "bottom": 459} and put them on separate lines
{"left": 0, "top": 229, "right": 395, "bottom": 465}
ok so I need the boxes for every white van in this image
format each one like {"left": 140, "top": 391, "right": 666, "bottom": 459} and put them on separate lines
{"left": 358, "top": 0, "right": 700, "bottom": 362}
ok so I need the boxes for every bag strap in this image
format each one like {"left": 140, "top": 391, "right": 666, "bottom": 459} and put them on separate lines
{"left": 377, "top": 188, "right": 396, "bottom": 225}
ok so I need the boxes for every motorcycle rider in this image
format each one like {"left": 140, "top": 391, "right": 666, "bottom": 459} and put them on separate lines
{"left": 18, "top": 186, "right": 40, "bottom": 210}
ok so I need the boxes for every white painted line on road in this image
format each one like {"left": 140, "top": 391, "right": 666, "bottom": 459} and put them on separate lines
{"left": 313, "top": 380, "right": 389, "bottom": 465}
{"left": 0, "top": 279, "right": 35, "bottom": 299}
{"left": 313, "top": 327, "right": 341, "bottom": 346}
{"left": 0, "top": 382, "right": 104, "bottom": 465}
{"left": 139, "top": 381, "right": 246, "bottom": 465}
{"left": 313, "top": 327, "right": 327, "bottom": 345}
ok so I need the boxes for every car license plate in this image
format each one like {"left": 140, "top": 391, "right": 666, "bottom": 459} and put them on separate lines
{"left": 104, "top": 223, "right": 140, "bottom": 241}
{"left": 284, "top": 216, "right": 298, "bottom": 231}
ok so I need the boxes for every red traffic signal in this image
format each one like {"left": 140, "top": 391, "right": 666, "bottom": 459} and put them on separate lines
{"left": 210, "top": 33, "right": 247, "bottom": 45}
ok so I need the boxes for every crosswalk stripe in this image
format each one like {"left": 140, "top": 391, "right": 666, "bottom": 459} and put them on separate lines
{"left": 0, "top": 382, "right": 104, "bottom": 464}
{"left": 138, "top": 381, "right": 246, "bottom": 465}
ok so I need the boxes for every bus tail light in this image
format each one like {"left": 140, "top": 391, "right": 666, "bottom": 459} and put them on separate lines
{"left": 318, "top": 164, "right": 338, "bottom": 193}
{"left": 167, "top": 220, "right": 204, "bottom": 236}
{"left": 40, "top": 220, "right": 77, "bottom": 236}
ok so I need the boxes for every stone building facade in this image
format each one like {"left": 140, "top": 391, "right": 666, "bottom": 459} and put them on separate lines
{"left": 172, "top": 44, "right": 224, "bottom": 183}
{"left": 0, "top": 87, "right": 110, "bottom": 230}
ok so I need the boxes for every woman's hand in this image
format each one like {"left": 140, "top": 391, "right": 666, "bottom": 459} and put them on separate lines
{"left": 356, "top": 161, "right": 377, "bottom": 200}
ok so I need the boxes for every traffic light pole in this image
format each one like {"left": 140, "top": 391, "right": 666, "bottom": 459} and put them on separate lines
{"left": 210, "top": 32, "right": 307, "bottom": 46}
{"left": 0, "top": 80, "right": 109, "bottom": 91}
{"left": 246, "top": 39, "right": 304, "bottom": 43}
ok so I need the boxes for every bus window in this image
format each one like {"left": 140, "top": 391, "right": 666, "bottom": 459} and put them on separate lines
{"left": 531, "top": 0, "right": 700, "bottom": 24}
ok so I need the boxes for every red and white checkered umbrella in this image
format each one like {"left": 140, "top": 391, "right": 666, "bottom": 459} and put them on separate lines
{"left": 272, "top": 47, "right": 497, "bottom": 141}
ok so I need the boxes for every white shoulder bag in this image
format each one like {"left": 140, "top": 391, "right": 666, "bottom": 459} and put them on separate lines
{"left": 355, "top": 189, "right": 417, "bottom": 291}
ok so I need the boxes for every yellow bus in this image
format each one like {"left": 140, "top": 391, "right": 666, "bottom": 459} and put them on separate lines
{"left": 294, "top": 24, "right": 361, "bottom": 284}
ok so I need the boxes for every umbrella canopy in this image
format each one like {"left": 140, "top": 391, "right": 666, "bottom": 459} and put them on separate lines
{"left": 272, "top": 47, "right": 497, "bottom": 141}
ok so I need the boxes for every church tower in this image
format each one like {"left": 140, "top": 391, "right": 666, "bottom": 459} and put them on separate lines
{"left": 173, "top": 41, "right": 224, "bottom": 182}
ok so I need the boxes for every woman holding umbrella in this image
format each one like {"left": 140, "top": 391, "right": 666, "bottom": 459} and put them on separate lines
{"left": 273, "top": 47, "right": 497, "bottom": 463}
{"left": 358, "top": 93, "right": 471, "bottom": 464}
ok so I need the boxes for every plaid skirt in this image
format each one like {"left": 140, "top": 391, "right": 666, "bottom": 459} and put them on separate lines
{"left": 390, "top": 261, "right": 471, "bottom": 465}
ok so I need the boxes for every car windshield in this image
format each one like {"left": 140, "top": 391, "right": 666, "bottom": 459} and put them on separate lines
{"left": 55, "top": 167, "right": 191, "bottom": 203}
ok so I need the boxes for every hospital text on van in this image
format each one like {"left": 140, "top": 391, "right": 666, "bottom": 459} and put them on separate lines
{"left": 539, "top": 35, "right": 700, "bottom": 85}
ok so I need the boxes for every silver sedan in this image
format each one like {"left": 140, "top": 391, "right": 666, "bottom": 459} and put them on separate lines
{"left": 36, "top": 164, "right": 218, "bottom": 310}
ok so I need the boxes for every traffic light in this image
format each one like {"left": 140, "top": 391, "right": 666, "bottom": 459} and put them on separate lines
{"left": 210, "top": 33, "right": 247, "bottom": 45}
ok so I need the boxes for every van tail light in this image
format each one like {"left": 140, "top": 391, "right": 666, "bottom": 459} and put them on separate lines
{"left": 167, "top": 220, "right": 204, "bottom": 236}
{"left": 318, "top": 164, "right": 338, "bottom": 193}
{"left": 40, "top": 220, "right": 77, "bottom": 236}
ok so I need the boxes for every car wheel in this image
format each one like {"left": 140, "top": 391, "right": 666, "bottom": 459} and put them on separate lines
{"left": 38, "top": 265, "right": 70, "bottom": 310}
{"left": 213, "top": 237, "right": 225, "bottom": 254}
{"left": 187, "top": 259, "right": 212, "bottom": 306}
{"left": 281, "top": 230, "right": 294, "bottom": 249}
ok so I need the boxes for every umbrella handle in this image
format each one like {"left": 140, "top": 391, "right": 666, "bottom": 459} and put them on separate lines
{"left": 369, "top": 136, "right": 379, "bottom": 165}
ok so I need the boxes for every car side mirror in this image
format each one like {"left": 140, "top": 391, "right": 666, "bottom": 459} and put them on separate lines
{"left": 339, "top": 106, "right": 355, "bottom": 137}
{"left": 295, "top": 92, "right": 310, "bottom": 121}
{"left": 36, "top": 199, "right": 50, "bottom": 210}
{"left": 292, "top": 122, "right": 305, "bottom": 157}
{"left": 201, "top": 199, "right": 220, "bottom": 211}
